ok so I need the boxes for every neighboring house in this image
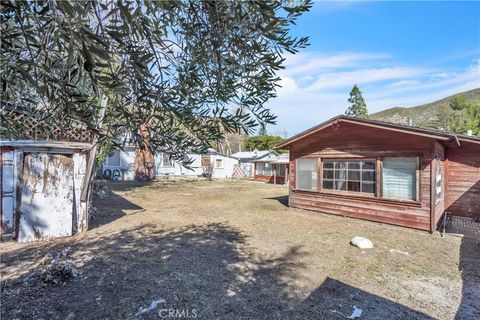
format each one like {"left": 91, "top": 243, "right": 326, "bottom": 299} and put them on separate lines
{"left": 101, "top": 148, "right": 237, "bottom": 180}
{"left": 277, "top": 115, "right": 480, "bottom": 232}
{"left": 155, "top": 153, "right": 203, "bottom": 178}
{"left": 231, "top": 150, "right": 278, "bottom": 177}
{"left": 101, "top": 146, "right": 136, "bottom": 180}
{"left": 201, "top": 150, "right": 239, "bottom": 179}
{"left": 253, "top": 152, "right": 289, "bottom": 185}
{"left": 1, "top": 107, "right": 93, "bottom": 242}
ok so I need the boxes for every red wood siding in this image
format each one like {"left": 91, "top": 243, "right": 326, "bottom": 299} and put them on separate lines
{"left": 445, "top": 142, "right": 480, "bottom": 218}
{"left": 254, "top": 175, "right": 286, "bottom": 184}
{"left": 254, "top": 163, "right": 288, "bottom": 184}
{"left": 288, "top": 122, "right": 435, "bottom": 231}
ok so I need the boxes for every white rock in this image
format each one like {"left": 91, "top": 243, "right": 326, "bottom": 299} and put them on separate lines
{"left": 351, "top": 236, "right": 373, "bottom": 249}
{"left": 389, "top": 248, "right": 409, "bottom": 255}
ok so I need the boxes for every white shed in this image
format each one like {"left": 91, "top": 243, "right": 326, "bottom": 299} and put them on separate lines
{"left": 202, "top": 151, "right": 239, "bottom": 179}
{"left": 1, "top": 108, "right": 93, "bottom": 242}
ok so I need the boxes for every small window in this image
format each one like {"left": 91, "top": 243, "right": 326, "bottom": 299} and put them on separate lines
{"left": 256, "top": 162, "right": 272, "bottom": 176}
{"left": 215, "top": 159, "right": 223, "bottom": 168}
{"left": 256, "top": 162, "right": 264, "bottom": 175}
{"left": 162, "top": 154, "right": 174, "bottom": 167}
{"left": 107, "top": 151, "right": 121, "bottom": 167}
{"left": 322, "top": 160, "right": 375, "bottom": 194}
{"left": 382, "top": 157, "right": 418, "bottom": 201}
{"left": 277, "top": 164, "right": 286, "bottom": 177}
{"left": 296, "top": 158, "right": 317, "bottom": 191}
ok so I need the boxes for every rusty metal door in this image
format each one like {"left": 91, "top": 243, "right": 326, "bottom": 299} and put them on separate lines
{"left": 18, "top": 153, "right": 74, "bottom": 242}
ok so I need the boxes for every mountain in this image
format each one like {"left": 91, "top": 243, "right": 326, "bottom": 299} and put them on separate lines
{"left": 369, "top": 88, "right": 480, "bottom": 128}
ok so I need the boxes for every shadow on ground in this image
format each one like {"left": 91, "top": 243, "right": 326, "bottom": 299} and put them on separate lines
{"left": 89, "top": 188, "right": 144, "bottom": 229}
{"left": 263, "top": 195, "right": 289, "bottom": 207}
{"left": 456, "top": 237, "right": 480, "bottom": 319}
{"left": 1, "top": 223, "right": 436, "bottom": 319}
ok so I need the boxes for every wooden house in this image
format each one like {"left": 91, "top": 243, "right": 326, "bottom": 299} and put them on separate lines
{"left": 231, "top": 150, "right": 279, "bottom": 177}
{"left": 1, "top": 107, "right": 93, "bottom": 242}
{"left": 253, "top": 152, "right": 290, "bottom": 185}
{"left": 276, "top": 116, "right": 480, "bottom": 231}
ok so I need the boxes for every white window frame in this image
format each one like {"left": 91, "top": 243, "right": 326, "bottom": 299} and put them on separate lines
{"left": 321, "top": 159, "right": 376, "bottom": 195}
{"left": 381, "top": 157, "right": 419, "bottom": 202}
{"left": 215, "top": 158, "right": 223, "bottom": 169}
{"left": 161, "top": 154, "right": 174, "bottom": 168}
{"left": 295, "top": 158, "right": 318, "bottom": 191}
{"left": 107, "top": 151, "right": 121, "bottom": 167}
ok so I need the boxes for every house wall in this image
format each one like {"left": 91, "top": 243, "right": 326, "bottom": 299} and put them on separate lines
{"left": 254, "top": 163, "right": 287, "bottom": 184}
{"left": 288, "top": 122, "right": 435, "bottom": 231}
{"left": 102, "top": 148, "right": 136, "bottom": 180}
{"left": 445, "top": 141, "right": 480, "bottom": 218}
{"left": 210, "top": 155, "right": 238, "bottom": 179}
{"left": 155, "top": 153, "right": 203, "bottom": 178}
{"left": 102, "top": 151, "right": 204, "bottom": 180}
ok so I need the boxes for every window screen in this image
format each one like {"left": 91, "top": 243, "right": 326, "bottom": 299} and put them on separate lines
{"left": 382, "top": 157, "right": 418, "bottom": 201}
{"left": 162, "top": 154, "right": 174, "bottom": 167}
{"left": 107, "top": 151, "right": 121, "bottom": 166}
{"left": 296, "top": 159, "right": 317, "bottom": 191}
{"left": 256, "top": 163, "right": 264, "bottom": 175}
{"left": 256, "top": 163, "right": 272, "bottom": 176}
{"left": 322, "top": 160, "right": 375, "bottom": 194}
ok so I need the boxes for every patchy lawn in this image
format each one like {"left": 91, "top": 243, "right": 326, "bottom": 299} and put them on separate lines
{"left": 1, "top": 179, "right": 479, "bottom": 319}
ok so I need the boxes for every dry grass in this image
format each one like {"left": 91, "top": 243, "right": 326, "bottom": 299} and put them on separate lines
{"left": 1, "top": 179, "right": 478, "bottom": 319}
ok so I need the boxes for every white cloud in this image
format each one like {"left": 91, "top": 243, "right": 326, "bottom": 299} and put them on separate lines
{"left": 305, "top": 67, "right": 428, "bottom": 91}
{"left": 281, "top": 52, "right": 390, "bottom": 77}
{"left": 276, "top": 76, "right": 299, "bottom": 97}
{"left": 267, "top": 52, "right": 480, "bottom": 135}
{"left": 389, "top": 79, "right": 421, "bottom": 88}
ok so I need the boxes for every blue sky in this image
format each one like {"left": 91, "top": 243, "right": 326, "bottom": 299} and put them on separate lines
{"left": 266, "top": 1, "right": 480, "bottom": 137}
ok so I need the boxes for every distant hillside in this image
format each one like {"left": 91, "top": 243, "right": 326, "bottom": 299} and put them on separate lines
{"left": 370, "top": 88, "right": 480, "bottom": 128}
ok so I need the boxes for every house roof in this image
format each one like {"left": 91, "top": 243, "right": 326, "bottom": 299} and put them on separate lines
{"left": 231, "top": 150, "right": 276, "bottom": 160}
{"left": 205, "top": 148, "right": 238, "bottom": 159}
{"left": 276, "top": 115, "right": 480, "bottom": 148}
{"left": 253, "top": 152, "right": 289, "bottom": 164}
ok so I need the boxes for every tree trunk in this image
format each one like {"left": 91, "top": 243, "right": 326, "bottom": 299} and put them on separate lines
{"left": 134, "top": 124, "right": 155, "bottom": 181}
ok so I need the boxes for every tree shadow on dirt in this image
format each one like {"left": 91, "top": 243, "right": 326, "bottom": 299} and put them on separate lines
{"left": 1, "top": 219, "right": 438, "bottom": 320}
{"left": 263, "top": 195, "right": 289, "bottom": 207}
{"left": 456, "top": 237, "right": 480, "bottom": 319}
{"left": 89, "top": 189, "right": 144, "bottom": 229}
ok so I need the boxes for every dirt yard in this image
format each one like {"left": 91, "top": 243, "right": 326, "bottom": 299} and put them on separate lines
{"left": 1, "top": 179, "right": 479, "bottom": 319}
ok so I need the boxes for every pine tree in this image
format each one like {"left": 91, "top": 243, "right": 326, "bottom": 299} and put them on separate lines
{"left": 345, "top": 84, "right": 369, "bottom": 119}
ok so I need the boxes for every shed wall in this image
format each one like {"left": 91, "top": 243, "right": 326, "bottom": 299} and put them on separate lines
{"left": 0, "top": 146, "right": 89, "bottom": 241}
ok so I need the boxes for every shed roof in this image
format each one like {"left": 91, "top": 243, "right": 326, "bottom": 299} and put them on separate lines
{"left": 276, "top": 115, "right": 480, "bottom": 148}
